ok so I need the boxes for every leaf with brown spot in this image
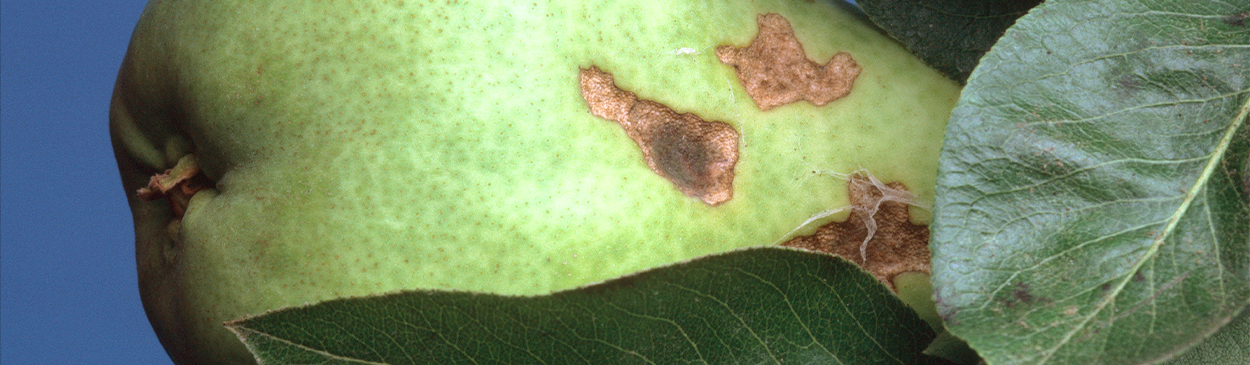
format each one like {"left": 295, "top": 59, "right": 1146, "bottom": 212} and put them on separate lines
{"left": 931, "top": 0, "right": 1250, "bottom": 363}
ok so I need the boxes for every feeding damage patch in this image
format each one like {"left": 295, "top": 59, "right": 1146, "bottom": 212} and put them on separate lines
{"left": 717, "top": 13, "right": 861, "bottom": 111}
{"left": 579, "top": 66, "right": 740, "bottom": 206}
{"left": 782, "top": 172, "right": 930, "bottom": 290}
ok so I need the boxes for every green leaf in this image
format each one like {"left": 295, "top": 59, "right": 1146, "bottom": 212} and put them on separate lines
{"left": 930, "top": 0, "right": 1250, "bottom": 364}
{"left": 1162, "top": 307, "right": 1250, "bottom": 364}
{"left": 924, "top": 330, "right": 982, "bottom": 365}
{"left": 228, "top": 247, "right": 940, "bottom": 364}
{"left": 855, "top": 0, "right": 1043, "bottom": 83}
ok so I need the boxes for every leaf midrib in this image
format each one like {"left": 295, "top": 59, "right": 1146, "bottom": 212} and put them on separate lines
{"left": 232, "top": 327, "right": 392, "bottom": 365}
{"left": 1036, "top": 88, "right": 1250, "bottom": 364}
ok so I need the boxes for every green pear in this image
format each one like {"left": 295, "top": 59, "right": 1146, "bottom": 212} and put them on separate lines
{"left": 111, "top": 0, "right": 959, "bottom": 363}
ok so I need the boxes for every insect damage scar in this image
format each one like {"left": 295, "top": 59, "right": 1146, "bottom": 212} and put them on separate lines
{"left": 579, "top": 66, "right": 740, "bottom": 206}
{"left": 717, "top": 13, "right": 861, "bottom": 111}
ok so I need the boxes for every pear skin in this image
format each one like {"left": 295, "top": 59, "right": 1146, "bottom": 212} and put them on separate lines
{"left": 111, "top": 1, "right": 959, "bottom": 363}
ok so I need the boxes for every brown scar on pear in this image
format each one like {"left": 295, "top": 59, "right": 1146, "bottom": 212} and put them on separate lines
{"left": 782, "top": 173, "right": 931, "bottom": 290}
{"left": 579, "top": 67, "right": 740, "bottom": 206}
{"left": 717, "top": 13, "right": 861, "bottom": 111}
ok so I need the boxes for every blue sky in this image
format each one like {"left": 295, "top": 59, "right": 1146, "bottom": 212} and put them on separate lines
{"left": 1, "top": 1, "right": 170, "bottom": 363}
{"left": 0, "top": 1, "right": 862, "bottom": 364}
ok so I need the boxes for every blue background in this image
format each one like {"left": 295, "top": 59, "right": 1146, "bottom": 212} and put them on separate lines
{"left": 1, "top": 1, "right": 169, "bottom": 363}
{"left": 0, "top": 1, "right": 863, "bottom": 364}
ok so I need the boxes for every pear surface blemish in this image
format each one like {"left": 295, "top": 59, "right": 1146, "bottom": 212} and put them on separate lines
{"left": 717, "top": 13, "right": 862, "bottom": 111}
{"left": 580, "top": 66, "right": 739, "bottom": 206}
{"left": 110, "top": 2, "right": 962, "bottom": 364}
{"left": 783, "top": 172, "right": 931, "bottom": 289}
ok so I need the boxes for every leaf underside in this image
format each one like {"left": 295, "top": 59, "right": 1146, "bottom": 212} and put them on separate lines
{"left": 930, "top": 0, "right": 1250, "bottom": 364}
{"left": 229, "top": 247, "right": 940, "bottom": 365}
{"left": 856, "top": 0, "right": 1044, "bottom": 83}
{"left": 1161, "top": 307, "right": 1250, "bottom": 365}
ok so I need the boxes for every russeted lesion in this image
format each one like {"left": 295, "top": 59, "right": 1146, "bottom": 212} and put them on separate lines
{"left": 781, "top": 172, "right": 931, "bottom": 290}
{"left": 579, "top": 66, "right": 740, "bottom": 206}
{"left": 717, "top": 13, "right": 861, "bottom": 111}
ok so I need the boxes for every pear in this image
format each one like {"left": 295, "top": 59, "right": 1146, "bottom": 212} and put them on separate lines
{"left": 111, "top": 0, "right": 959, "bottom": 363}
